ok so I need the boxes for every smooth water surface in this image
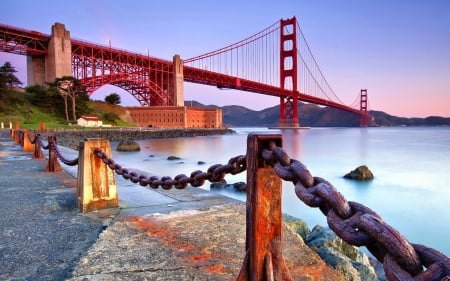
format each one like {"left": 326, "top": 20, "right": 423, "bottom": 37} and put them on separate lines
{"left": 111, "top": 127, "right": 450, "bottom": 256}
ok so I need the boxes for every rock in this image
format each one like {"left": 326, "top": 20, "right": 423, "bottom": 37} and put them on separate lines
{"left": 197, "top": 161, "right": 206, "bottom": 165}
{"left": 116, "top": 139, "right": 140, "bottom": 151}
{"left": 224, "top": 182, "right": 246, "bottom": 192}
{"left": 232, "top": 182, "right": 246, "bottom": 192}
{"left": 210, "top": 179, "right": 227, "bottom": 189}
{"left": 305, "top": 225, "right": 382, "bottom": 281}
{"left": 317, "top": 247, "right": 361, "bottom": 281}
{"left": 167, "top": 155, "right": 181, "bottom": 160}
{"left": 283, "top": 214, "right": 311, "bottom": 240}
{"left": 344, "top": 165, "right": 374, "bottom": 180}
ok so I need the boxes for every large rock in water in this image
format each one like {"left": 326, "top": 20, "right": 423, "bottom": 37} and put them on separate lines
{"left": 344, "top": 165, "right": 374, "bottom": 180}
{"left": 116, "top": 139, "right": 140, "bottom": 151}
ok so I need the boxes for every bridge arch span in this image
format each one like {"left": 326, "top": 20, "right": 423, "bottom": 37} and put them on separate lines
{"left": 83, "top": 74, "right": 173, "bottom": 106}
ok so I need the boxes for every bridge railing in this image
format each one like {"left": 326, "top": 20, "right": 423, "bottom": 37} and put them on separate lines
{"left": 10, "top": 128, "right": 450, "bottom": 280}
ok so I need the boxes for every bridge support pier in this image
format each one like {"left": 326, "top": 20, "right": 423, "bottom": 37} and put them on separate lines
{"left": 279, "top": 17, "right": 300, "bottom": 128}
{"left": 27, "top": 23, "right": 72, "bottom": 86}
{"left": 278, "top": 96, "right": 300, "bottom": 128}
{"left": 359, "top": 89, "right": 369, "bottom": 127}
{"left": 173, "top": 54, "right": 184, "bottom": 106}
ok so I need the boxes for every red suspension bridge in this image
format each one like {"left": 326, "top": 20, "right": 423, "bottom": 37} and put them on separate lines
{"left": 0, "top": 17, "right": 370, "bottom": 127}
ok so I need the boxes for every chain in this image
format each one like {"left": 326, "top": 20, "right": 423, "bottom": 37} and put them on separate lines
{"left": 29, "top": 132, "right": 37, "bottom": 144}
{"left": 35, "top": 134, "right": 49, "bottom": 150}
{"left": 93, "top": 148, "right": 246, "bottom": 190}
{"left": 48, "top": 138, "right": 79, "bottom": 166}
{"left": 261, "top": 140, "right": 449, "bottom": 281}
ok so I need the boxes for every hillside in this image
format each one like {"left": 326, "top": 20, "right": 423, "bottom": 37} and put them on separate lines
{"left": 0, "top": 87, "right": 135, "bottom": 129}
{"left": 184, "top": 101, "right": 450, "bottom": 127}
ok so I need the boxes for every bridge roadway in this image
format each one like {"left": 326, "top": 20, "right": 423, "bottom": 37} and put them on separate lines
{"left": 0, "top": 129, "right": 341, "bottom": 280}
{"left": 0, "top": 23, "right": 365, "bottom": 117}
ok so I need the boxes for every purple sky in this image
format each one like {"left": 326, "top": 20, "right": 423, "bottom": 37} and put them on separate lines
{"left": 1, "top": 0, "right": 449, "bottom": 117}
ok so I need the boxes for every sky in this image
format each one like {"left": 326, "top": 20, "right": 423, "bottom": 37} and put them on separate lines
{"left": 1, "top": 0, "right": 449, "bottom": 118}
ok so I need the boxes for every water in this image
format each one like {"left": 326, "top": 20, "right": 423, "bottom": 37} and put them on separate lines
{"left": 110, "top": 127, "right": 450, "bottom": 256}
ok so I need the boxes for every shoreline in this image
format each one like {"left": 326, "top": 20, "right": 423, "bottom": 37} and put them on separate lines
{"left": 39, "top": 127, "right": 235, "bottom": 150}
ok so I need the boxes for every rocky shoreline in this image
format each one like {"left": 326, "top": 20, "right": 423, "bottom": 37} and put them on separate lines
{"left": 39, "top": 127, "right": 235, "bottom": 150}
{"left": 284, "top": 216, "right": 386, "bottom": 281}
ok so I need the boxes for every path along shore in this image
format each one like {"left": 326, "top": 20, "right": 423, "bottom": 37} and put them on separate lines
{"left": 0, "top": 129, "right": 343, "bottom": 280}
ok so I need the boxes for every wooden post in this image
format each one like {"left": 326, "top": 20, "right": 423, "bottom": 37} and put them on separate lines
{"left": 39, "top": 122, "right": 46, "bottom": 132}
{"left": 45, "top": 136, "right": 63, "bottom": 172}
{"left": 11, "top": 129, "right": 20, "bottom": 143}
{"left": 33, "top": 133, "right": 45, "bottom": 159}
{"left": 77, "top": 138, "right": 118, "bottom": 213}
{"left": 19, "top": 130, "right": 24, "bottom": 146}
{"left": 23, "top": 131, "right": 34, "bottom": 152}
{"left": 237, "top": 134, "right": 292, "bottom": 281}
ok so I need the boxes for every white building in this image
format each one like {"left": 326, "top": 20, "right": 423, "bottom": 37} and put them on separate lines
{"left": 77, "top": 115, "right": 103, "bottom": 127}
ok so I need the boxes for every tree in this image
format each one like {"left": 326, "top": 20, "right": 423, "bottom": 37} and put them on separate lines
{"left": 25, "top": 84, "right": 61, "bottom": 114}
{"left": 0, "top": 62, "right": 22, "bottom": 89}
{"left": 105, "top": 93, "right": 121, "bottom": 105}
{"left": 49, "top": 76, "right": 86, "bottom": 122}
{"left": 102, "top": 112, "right": 120, "bottom": 125}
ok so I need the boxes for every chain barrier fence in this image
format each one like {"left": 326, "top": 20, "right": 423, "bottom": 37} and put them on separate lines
{"left": 9, "top": 129, "right": 450, "bottom": 280}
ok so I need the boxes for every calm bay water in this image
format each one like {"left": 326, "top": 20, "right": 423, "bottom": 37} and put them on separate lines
{"left": 110, "top": 127, "right": 450, "bottom": 256}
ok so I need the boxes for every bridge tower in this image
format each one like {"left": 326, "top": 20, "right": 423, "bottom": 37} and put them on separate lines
{"left": 360, "top": 89, "right": 369, "bottom": 127}
{"left": 173, "top": 54, "right": 185, "bottom": 106}
{"left": 27, "top": 23, "right": 72, "bottom": 86}
{"left": 278, "top": 17, "right": 300, "bottom": 128}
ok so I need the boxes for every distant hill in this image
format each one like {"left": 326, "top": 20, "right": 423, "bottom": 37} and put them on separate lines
{"left": 184, "top": 101, "right": 450, "bottom": 127}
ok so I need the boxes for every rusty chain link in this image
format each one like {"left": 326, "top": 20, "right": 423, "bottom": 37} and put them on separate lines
{"left": 49, "top": 138, "right": 79, "bottom": 166}
{"left": 47, "top": 138, "right": 79, "bottom": 166}
{"left": 35, "top": 134, "right": 49, "bottom": 150}
{"left": 94, "top": 148, "right": 246, "bottom": 190}
{"left": 28, "top": 132, "right": 36, "bottom": 144}
{"left": 261, "top": 140, "right": 449, "bottom": 281}
{"left": 30, "top": 134, "right": 78, "bottom": 165}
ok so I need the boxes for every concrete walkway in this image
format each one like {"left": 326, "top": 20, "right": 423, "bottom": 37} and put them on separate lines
{"left": 0, "top": 129, "right": 342, "bottom": 280}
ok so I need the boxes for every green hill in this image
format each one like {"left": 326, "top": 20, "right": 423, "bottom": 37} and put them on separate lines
{"left": 0, "top": 87, "right": 135, "bottom": 129}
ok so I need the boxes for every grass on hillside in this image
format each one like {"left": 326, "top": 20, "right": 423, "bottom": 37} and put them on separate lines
{"left": 0, "top": 88, "right": 136, "bottom": 129}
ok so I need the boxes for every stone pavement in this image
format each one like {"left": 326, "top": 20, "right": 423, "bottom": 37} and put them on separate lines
{"left": 0, "top": 129, "right": 343, "bottom": 280}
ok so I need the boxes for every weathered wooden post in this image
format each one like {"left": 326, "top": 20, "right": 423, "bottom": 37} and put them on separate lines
{"left": 237, "top": 134, "right": 292, "bottom": 281}
{"left": 77, "top": 138, "right": 118, "bottom": 213}
{"left": 32, "top": 133, "right": 45, "bottom": 159}
{"left": 23, "top": 131, "right": 34, "bottom": 152}
{"left": 45, "top": 136, "right": 63, "bottom": 172}
{"left": 19, "top": 130, "right": 25, "bottom": 146}
{"left": 39, "top": 122, "right": 46, "bottom": 132}
{"left": 11, "top": 129, "right": 20, "bottom": 143}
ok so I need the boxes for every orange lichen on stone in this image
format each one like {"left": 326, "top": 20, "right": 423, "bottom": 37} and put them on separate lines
{"left": 205, "top": 264, "right": 226, "bottom": 274}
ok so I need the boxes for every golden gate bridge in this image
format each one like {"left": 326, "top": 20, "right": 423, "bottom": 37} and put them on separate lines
{"left": 0, "top": 17, "right": 370, "bottom": 127}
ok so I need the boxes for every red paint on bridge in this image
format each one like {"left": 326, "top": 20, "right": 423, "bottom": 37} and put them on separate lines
{"left": 0, "top": 17, "right": 370, "bottom": 126}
